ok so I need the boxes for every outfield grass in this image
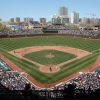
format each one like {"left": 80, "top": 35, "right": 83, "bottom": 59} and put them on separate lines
{"left": 0, "top": 36, "right": 100, "bottom": 84}
{"left": 0, "top": 36, "right": 100, "bottom": 52}
{"left": 24, "top": 50, "right": 76, "bottom": 65}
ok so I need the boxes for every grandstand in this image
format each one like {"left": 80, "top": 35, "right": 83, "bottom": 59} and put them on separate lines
{"left": 0, "top": 25, "right": 100, "bottom": 100}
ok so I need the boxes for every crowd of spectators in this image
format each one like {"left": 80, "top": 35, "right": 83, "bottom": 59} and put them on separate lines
{"left": 0, "top": 59, "right": 42, "bottom": 91}
{"left": 37, "top": 72, "right": 100, "bottom": 99}
{"left": 0, "top": 59, "right": 100, "bottom": 99}
{"left": 46, "top": 24, "right": 69, "bottom": 30}
{"left": 58, "top": 29, "right": 99, "bottom": 37}
{"left": 0, "top": 71, "right": 33, "bottom": 90}
{"left": 52, "top": 72, "right": 100, "bottom": 91}
{"left": 0, "top": 29, "right": 43, "bottom": 37}
{"left": 0, "top": 24, "right": 100, "bottom": 38}
{"left": 45, "top": 24, "right": 100, "bottom": 38}
{"left": 68, "top": 72, "right": 100, "bottom": 91}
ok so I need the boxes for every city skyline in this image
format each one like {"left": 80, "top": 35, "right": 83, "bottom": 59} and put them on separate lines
{"left": 0, "top": 0, "right": 100, "bottom": 21}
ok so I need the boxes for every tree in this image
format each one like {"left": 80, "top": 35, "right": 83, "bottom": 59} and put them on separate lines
{"left": 0, "top": 23, "right": 3, "bottom": 29}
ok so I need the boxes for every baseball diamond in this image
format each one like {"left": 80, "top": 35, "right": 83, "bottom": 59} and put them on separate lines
{"left": 0, "top": 35, "right": 100, "bottom": 88}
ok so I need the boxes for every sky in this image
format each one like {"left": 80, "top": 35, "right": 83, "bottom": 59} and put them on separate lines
{"left": 0, "top": 0, "right": 100, "bottom": 21}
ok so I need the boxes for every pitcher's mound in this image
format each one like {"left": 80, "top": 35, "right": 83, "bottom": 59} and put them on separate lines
{"left": 45, "top": 53, "right": 55, "bottom": 59}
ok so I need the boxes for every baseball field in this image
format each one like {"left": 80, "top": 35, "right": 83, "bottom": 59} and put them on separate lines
{"left": 0, "top": 36, "right": 100, "bottom": 86}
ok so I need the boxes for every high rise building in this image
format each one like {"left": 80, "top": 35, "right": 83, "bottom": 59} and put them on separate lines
{"left": 71, "top": 11, "right": 79, "bottom": 24}
{"left": 52, "top": 16, "right": 62, "bottom": 25}
{"left": 15, "top": 17, "right": 20, "bottom": 23}
{"left": 59, "top": 6, "right": 68, "bottom": 17}
{"left": 51, "top": 6, "right": 69, "bottom": 25}
{"left": 62, "top": 18, "right": 69, "bottom": 24}
{"left": 24, "top": 17, "right": 33, "bottom": 23}
{"left": 81, "top": 17, "right": 100, "bottom": 24}
{"left": 40, "top": 18, "right": 46, "bottom": 24}
{"left": 10, "top": 18, "right": 14, "bottom": 23}
{"left": 81, "top": 17, "right": 91, "bottom": 24}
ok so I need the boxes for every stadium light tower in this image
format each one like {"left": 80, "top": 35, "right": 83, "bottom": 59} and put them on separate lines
{"left": 87, "top": 13, "right": 96, "bottom": 18}
{"left": 92, "top": 13, "right": 96, "bottom": 24}
{"left": 86, "top": 13, "right": 96, "bottom": 25}
{"left": 90, "top": 13, "right": 96, "bottom": 24}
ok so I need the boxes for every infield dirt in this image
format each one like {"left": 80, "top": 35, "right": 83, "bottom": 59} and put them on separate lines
{"left": 9, "top": 46, "right": 91, "bottom": 73}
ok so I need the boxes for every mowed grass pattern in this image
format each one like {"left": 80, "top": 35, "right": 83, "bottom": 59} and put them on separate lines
{"left": 24, "top": 50, "right": 76, "bottom": 65}
{"left": 0, "top": 36, "right": 100, "bottom": 52}
{"left": 0, "top": 36, "right": 100, "bottom": 84}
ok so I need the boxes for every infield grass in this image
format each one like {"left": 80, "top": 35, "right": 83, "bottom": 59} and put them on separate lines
{"left": 24, "top": 50, "right": 76, "bottom": 65}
